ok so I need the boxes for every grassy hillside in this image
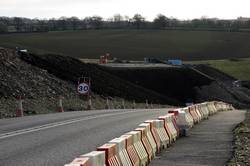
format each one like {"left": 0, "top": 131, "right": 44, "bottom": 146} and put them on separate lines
{"left": 1, "top": 30, "right": 250, "bottom": 60}
{"left": 186, "top": 58, "right": 250, "bottom": 81}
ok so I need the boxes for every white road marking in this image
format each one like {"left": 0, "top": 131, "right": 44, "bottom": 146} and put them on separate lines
{"left": 0, "top": 109, "right": 162, "bottom": 140}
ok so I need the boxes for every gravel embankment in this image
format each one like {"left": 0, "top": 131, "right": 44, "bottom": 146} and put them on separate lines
{"left": 227, "top": 111, "right": 250, "bottom": 166}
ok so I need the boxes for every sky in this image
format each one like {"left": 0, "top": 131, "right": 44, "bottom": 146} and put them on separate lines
{"left": 0, "top": 0, "right": 250, "bottom": 20}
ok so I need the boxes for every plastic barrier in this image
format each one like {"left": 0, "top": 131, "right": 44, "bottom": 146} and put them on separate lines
{"left": 182, "top": 107, "right": 194, "bottom": 127}
{"left": 200, "top": 103, "right": 210, "bottom": 117}
{"left": 138, "top": 123, "right": 157, "bottom": 156}
{"left": 109, "top": 137, "right": 133, "bottom": 166}
{"left": 141, "top": 120, "right": 161, "bottom": 153}
{"left": 145, "top": 120, "right": 168, "bottom": 150}
{"left": 194, "top": 105, "right": 203, "bottom": 121}
{"left": 125, "top": 131, "right": 148, "bottom": 166}
{"left": 120, "top": 134, "right": 140, "bottom": 166}
{"left": 167, "top": 111, "right": 180, "bottom": 137}
{"left": 205, "top": 102, "right": 216, "bottom": 115}
{"left": 158, "top": 115, "right": 173, "bottom": 144}
{"left": 188, "top": 106, "right": 200, "bottom": 124}
{"left": 80, "top": 151, "right": 105, "bottom": 166}
{"left": 97, "top": 143, "right": 121, "bottom": 166}
{"left": 65, "top": 101, "right": 235, "bottom": 166}
{"left": 135, "top": 127, "right": 154, "bottom": 161}
{"left": 173, "top": 109, "right": 194, "bottom": 136}
{"left": 157, "top": 119, "right": 170, "bottom": 147}
{"left": 158, "top": 114, "right": 178, "bottom": 143}
{"left": 65, "top": 157, "right": 90, "bottom": 166}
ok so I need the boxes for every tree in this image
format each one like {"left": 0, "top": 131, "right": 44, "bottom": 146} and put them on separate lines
{"left": 153, "top": 14, "right": 168, "bottom": 29}
{"left": 84, "top": 16, "right": 103, "bottom": 29}
{"left": 13, "top": 17, "right": 24, "bottom": 32}
{"left": 68, "top": 16, "right": 80, "bottom": 30}
{"left": 0, "top": 22, "right": 7, "bottom": 33}
{"left": 132, "top": 14, "right": 145, "bottom": 29}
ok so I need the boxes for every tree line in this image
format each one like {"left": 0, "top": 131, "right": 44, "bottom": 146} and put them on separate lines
{"left": 1, "top": 14, "right": 250, "bottom": 33}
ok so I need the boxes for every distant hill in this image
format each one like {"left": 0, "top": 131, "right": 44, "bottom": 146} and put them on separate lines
{"left": 1, "top": 30, "right": 250, "bottom": 60}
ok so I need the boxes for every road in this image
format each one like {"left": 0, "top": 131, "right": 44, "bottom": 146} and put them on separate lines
{"left": 151, "top": 110, "right": 246, "bottom": 166}
{"left": 0, "top": 109, "right": 169, "bottom": 166}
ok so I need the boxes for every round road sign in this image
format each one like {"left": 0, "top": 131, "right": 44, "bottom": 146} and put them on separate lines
{"left": 77, "top": 82, "right": 90, "bottom": 95}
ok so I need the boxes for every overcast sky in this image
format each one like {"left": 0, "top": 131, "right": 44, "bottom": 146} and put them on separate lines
{"left": 0, "top": 0, "right": 250, "bottom": 20}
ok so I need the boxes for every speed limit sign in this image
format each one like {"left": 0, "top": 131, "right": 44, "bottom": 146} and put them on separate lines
{"left": 77, "top": 82, "right": 90, "bottom": 95}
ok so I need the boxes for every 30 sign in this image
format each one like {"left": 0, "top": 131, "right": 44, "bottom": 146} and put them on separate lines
{"left": 77, "top": 82, "right": 90, "bottom": 95}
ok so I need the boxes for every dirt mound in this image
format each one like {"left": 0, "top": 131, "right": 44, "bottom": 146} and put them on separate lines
{"left": 192, "top": 64, "right": 236, "bottom": 82}
{"left": 0, "top": 48, "right": 77, "bottom": 98}
{"left": 100, "top": 65, "right": 250, "bottom": 108}
{"left": 19, "top": 52, "right": 180, "bottom": 105}
{"left": 99, "top": 66, "right": 213, "bottom": 103}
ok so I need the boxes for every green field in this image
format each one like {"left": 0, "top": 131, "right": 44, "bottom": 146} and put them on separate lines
{"left": 1, "top": 30, "right": 250, "bottom": 60}
{"left": 186, "top": 58, "right": 250, "bottom": 81}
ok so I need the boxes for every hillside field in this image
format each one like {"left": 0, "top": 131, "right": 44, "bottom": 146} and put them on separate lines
{"left": 1, "top": 30, "right": 250, "bottom": 60}
{"left": 186, "top": 58, "right": 250, "bottom": 81}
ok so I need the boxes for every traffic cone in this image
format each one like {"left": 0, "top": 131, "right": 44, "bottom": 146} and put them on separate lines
{"left": 57, "top": 96, "right": 64, "bottom": 112}
{"left": 105, "top": 98, "right": 110, "bottom": 109}
{"left": 151, "top": 102, "right": 153, "bottom": 109}
{"left": 16, "top": 96, "right": 24, "bottom": 117}
{"left": 145, "top": 99, "right": 149, "bottom": 109}
{"left": 122, "top": 99, "right": 125, "bottom": 109}
{"left": 87, "top": 96, "right": 93, "bottom": 110}
{"left": 132, "top": 100, "right": 136, "bottom": 109}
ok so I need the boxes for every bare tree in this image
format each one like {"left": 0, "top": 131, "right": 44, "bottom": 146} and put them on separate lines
{"left": 153, "top": 14, "right": 168, "bottom": 29}
{"left": 132, "top": 14, "right": 145, "bottom": 29}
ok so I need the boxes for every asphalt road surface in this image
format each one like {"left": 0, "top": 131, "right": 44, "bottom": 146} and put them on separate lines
{"left": 151, "top": 110, "right": 246, "bottom": 166}
{"left": 0, "top": 109, "right": 169, "bottom": 166}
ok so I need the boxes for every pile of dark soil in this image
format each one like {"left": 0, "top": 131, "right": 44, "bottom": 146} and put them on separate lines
{"left": 193, "top": 65, "right": 250, "bottom": 108}
{"left": 100, "top": 65, "right": 250, "bottom": 108}
{"left": 19, "top": 52, "right": 180, "bottom": 105}
{"left": 0, "top": 47, "right": 77, "bottom": 98}
{"left": 227, "top": 111, "right": 250, "bottom": 166}
{"left": 100, "top": 66, "right": 213, "bottom": 103}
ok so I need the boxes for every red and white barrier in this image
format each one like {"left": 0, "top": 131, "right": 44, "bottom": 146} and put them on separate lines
{"left": 109, "top": 137, "right": 133, "bottom": 166}
{"left": 66, "top": 101, "right": 235, "bottom": 166}
{"left": 125, "top": 131, "right": 149, "bottom": 166}
{"left": 80, "top": 151, "right": 105, "bottom": 166}
{"left": 138, "top": 123, "right": 157, "bottom": 157}
{"left": 135, "top": 127, "right": 154, "bottom": 161}
{"left": 97, "top": 143, "right": 121, "bottom": 166}
{"left": 158, "top": 114, "right": 178, "bottom": 143}
{"left": 144, "top": 120, "right": 163, "bottom": 151}
{"left": 64, "top": 157, "right": 90, "bottom": 166}
{"left": 120, "top": 134, "right": 140, "bottom": 166}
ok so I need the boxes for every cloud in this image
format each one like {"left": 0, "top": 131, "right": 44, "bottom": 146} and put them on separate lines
{"left": 0, "top": 0, "right": 250, "bottom": 20}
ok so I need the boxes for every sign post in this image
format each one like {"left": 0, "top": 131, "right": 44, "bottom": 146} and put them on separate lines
{"left": 77, "top": 77, "right": 91, "bottom": 110}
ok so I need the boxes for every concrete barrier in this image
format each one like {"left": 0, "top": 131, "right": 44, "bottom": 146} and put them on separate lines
{"left": 135, "top": 127, "right": 154, "bottom": 161}
{"left": 120, "top": 134, "right": 140, "bottom": 166}
{"left": 109, "top": 137, "right": 133, "bottom": 166}
{"left": 138, "top": 123, "right": 157, "bottom": 157}
{"left": 66, "top": 101, "right": 234, "bottom": 166}
{"left": 64, "top": 157, "right": 90, "bottom": 166}
{"left": 97, "top": 143, "right": 121, "bottom": 166}
{"left": 144, "top": 120, "right": 168, "bottom": 150}
{"left": 81, "top": 151, "right": 105, "bottom": 166}
{"left": 158, "top": 114, "right": 178, "bottom": 143}
{"left": 173, "top": 109, "right": 194, "bottom": 136}
{"left": 156, "top": 119, "right": 170, "bottom": 147}
{"left": 188, "top": 106, "right": 200, "bottom": 124}
{"left": 167, "top": 112, "right": 180, "bottom": 137}
{"left": 125, "top": 131, "right": 148, "bottom": 166}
